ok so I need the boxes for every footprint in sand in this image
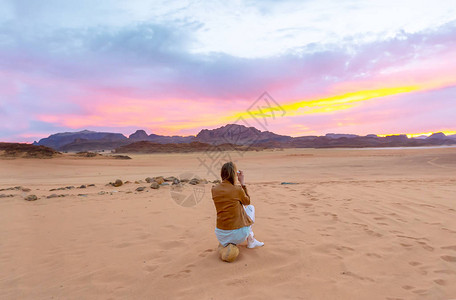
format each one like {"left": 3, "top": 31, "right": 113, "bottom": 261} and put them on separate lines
{"left": 440, "top": 255, "right": 456, "bottom": 262}
{"left": 199, "top": 248, "right": 215, "bottom": 257}
{"left": 441, "top": 245, "right": 456, "bottom": 251}
{"left": 144, "top": 264, "right": 158, "bottom": 273}
{"left": 433, "top": 279, "right": 446, "bottom": 286}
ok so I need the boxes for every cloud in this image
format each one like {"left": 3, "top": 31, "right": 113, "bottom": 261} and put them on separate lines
{"left": 0, "top": 2, "right": 455, "bottom": 141}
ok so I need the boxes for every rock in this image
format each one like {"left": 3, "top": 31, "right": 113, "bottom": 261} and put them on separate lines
{"left": 189, "top": 178, "right": 201, "bottom": 185}
{"left": 79, "top": 185, "right": 86, "bottom": 189}
{"left": 112, "top": 179, "right": 123, "bottom": 187}
{"left": 153, "top": 176, "right": 165, "bottom": 184}
{"left": 134, "top": 181, "right": 140, "bottom": 184}
{"left": 160, "top": 182, "right": 169, "bottom": 186}
{"left": 78, "top": 194, "right": 88, "bottom": 197}
{"left": 46, "top": 194, "right": 66, "bottom": 198}
{"left": 180, "top": 178, "right": 190, "bottom": 183}
{"left": 112, "top": 155, "right": 131, "bottom": 160}
{"left": 65, "top": 186, "right": 75, "bottom": 190}
{"left": 88, "top": 184, "right": 95, "bottom": 187}
{"left": 212, "top": 180, "right": 221, "bottom": 184}
{"left": 150, "top": 182, "right": 160, "bottom": 189}
{"left": 98, "top": 191, "right": 106, "bottom": 195}
{"left": 145, "top": 177, "right": 153, "bottom": 183}
{"left": 219, "top": 244, "right": 239, "bottom": 262}
{"left": 21, "top": 187, "right": 31, "bottom": 192}
{"left": 0, "top": 194, "right": 14, "bottom": 198}
{"left": 25, "top": 195, "right": 38, "bottom": 201}
{"left": 172, "top": 178, "right": 180, "bottom": 185}
{"left": 125, "top": 181, "right": 131, "bottom": 184}
{"left": 136, "top": 186, "right": 146, "bottom": 192}
{"left": 164, "top": 176, "right": 178, "bottom": 182}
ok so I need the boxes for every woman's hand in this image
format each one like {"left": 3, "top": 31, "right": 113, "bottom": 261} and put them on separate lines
{"left": 237, "top": 170, "right": 245, "bottom": 185}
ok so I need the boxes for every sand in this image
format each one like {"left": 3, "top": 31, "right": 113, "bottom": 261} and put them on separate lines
{"left": 1, "top": 147, "right": 456, "bottom": 299}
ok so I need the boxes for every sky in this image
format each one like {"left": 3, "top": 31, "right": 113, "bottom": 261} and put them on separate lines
{"left": 0, "top": 0, "right": 455, "bottom": 142}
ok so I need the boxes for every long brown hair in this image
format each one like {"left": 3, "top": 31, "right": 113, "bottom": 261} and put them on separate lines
{"left": 221, "top": 162, "right": 236, "bottom": 185}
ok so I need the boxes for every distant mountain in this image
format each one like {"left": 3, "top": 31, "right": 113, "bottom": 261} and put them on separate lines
{"left": 128, "top": 130, "right": 195, "bottom": 143}
{"left": 195, "top": 123, "right": 292, "bottom": 145}
{"left": 32, "top": 125, "right": 456, "bottom": 152}
{"left": 325, "top": 133, "right": 359, "bottom": 139}
{"left": 34, "top": 130, "right": 127, "bottom": 150}
{"left": 427, "top": 132, "right": 446, "bottom": 140}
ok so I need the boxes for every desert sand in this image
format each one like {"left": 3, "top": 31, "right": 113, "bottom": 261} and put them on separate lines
{"left": 1, "top": 147, "right": 456, "bottom": 299}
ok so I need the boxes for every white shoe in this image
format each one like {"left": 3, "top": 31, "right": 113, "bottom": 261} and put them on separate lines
{"left": 247, "top": 237, "right": 264, "bottom": 249}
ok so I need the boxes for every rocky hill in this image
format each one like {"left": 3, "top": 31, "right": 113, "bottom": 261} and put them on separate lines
{"left": 32, "top": 125, "right": 456, "bottom": 152}
{"left": 0, "top": 143, "right": 61, "bottom": 158}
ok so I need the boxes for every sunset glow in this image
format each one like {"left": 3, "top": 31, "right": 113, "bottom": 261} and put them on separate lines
{"left": 0, "top": 1, "right": 455, "bottom": 142}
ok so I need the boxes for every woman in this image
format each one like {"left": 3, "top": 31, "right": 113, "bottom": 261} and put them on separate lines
{"left": 211, "top": 162, "right": 264, "bottom": 249}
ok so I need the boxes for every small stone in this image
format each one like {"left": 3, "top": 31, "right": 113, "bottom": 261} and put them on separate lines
{"left": 98, "top": 191, "right": 106, "bottom": 195}
{"left": 136, "top": 186, "right": 146, "bottom": 192}
{"left": 125, "top": 181, "right": 131, "bottom": 184}
{"left": 150, "top": 182, "right": 160, "bottom": 189}
{"left": 47, "top": 194, "right": 59, "bottom": 198}
{"left": 0, "top": 194, "right": 14, "bottom": 198}
{"left": 145, "top": 177, "right": 153, "bottom": 183}
{"left": 78, "top": 194, "right": 88, "bottom": 197}
{"left": 172, "top": 178, "right": 180, "bottom": 185}
{"left": 21, "top": 187, "right": 31, "bottom": 192}
{"left": 79, "top": 185, "right": 86, "bottom": 189}
{"left": 112, "top": 179, "right": 123, "bottom": 187}
{"left": 25, "top": 195, "right": 38, "bottom": 201}
{"left": 65, "top": 186, "right": 75, "bottom": 190}
{"left": 160, "top": 182, "right": 169, "bottom": 186}
{"left": 87, "top": 184, "right": 95, "bottom": 187}
{"left": 219, "top": 244, "right": 239, "bottom": 262}
{"left": 134, "top": 181, "right": 140, "bottom": 184}
{"left": 153, "top": 176, "right": 165, "bottom": 184}
{"left": 212, "top": 180, "right": 221, "bottom": 184}
{"left": 189, "top": 178, "right": 200, "bottom": 185}
{"left": 164, "top": 176, "right": 178, "bottom": 182}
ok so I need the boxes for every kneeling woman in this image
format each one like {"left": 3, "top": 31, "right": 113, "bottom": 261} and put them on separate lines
{"left": 211, "top": 162, "right": 264, "bottom": 249}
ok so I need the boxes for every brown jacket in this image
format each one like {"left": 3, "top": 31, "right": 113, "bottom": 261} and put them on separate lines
{"left": 211, "top": 179, "right": 254, "bottom": 230}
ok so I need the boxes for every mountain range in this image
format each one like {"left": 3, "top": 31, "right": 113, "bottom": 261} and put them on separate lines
{"left": 33, "top": 124, "right": 456, "bottom": 152}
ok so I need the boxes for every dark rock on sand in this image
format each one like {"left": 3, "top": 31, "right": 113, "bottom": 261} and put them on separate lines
{"left": 21, "top": 187, "right": 31, "bottom": 192}
{"left": 136, "top": 186, "right": 146, "bottom": 192}
{"left": 0, "top": 194, "right": 14, "bottom": 198}
{"left": 25, "top": 195, "right": 38, "bottom": 201}
{"left": 79, "top": 185, "right": 87, "bottom": 189}
{"left": 164, "top": 176, "right": 178, "bottom": 182}
{"left": 112, "top": 179, "right": 123, "bottom": 187}
{"left": 112, "top": 155, "right": 132, "bottom": 160}
{"left": 47, "top": 194, "right": 67, "bottom": 198}
{"left": 189, "top": 178, "right": 201, "bottom": 185}
{"left": 150, "top": 182, "right": 160, "bottom": 189}
{"left": 88, "top": 184, "right": 95, "bottom": 187}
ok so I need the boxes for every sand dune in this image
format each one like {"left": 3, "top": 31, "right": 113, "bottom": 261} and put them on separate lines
{"left": 1, "top": 147, "right": 455, "bottom": 299}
